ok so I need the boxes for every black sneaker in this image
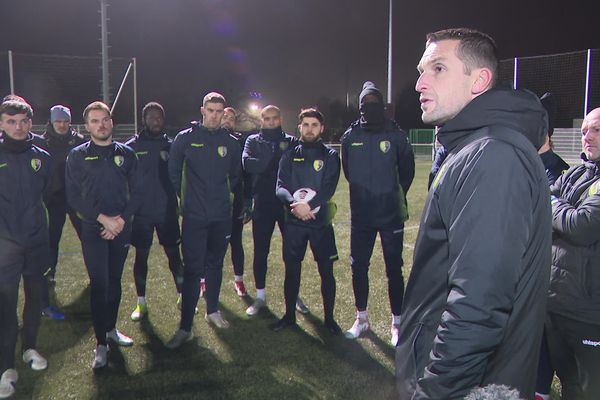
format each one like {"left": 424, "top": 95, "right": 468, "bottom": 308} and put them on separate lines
{"left": 270, "top": 317, "right": 296, "bottom": 332}
{"left": 324, "top": 319, "right": 342, "bottom": 335}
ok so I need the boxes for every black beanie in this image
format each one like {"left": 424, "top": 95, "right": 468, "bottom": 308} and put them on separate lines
{"left": 540, "top": 92, "right": 556, "bottom": 136}
{"left": 359, "top": 81, "right": 384, "bottom": 106}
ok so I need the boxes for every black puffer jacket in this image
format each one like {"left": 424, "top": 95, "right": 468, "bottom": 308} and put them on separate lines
{"left": 396, "top": 87, "right": 551, "bottom": 400}
{"left": 548, "top": 160, "right": 600, "bottom": 325}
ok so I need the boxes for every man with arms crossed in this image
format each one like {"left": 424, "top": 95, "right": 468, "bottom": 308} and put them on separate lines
{"left": 396, "top": 28, "right": 551, "bottom": 399}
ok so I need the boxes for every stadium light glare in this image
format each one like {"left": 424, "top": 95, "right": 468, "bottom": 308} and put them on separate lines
{"left": 249, "top": 103, "right": 260, "bottom": 112}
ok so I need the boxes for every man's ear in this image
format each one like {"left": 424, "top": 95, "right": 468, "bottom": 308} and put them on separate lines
{"left": 472, "top": 68, "right": 493, "bottom": 95}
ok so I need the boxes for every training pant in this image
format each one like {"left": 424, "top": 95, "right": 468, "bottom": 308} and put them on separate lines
{"left": 282, "top": 224, "right": 338, "bottom": 322}
{"left": 350, "top": 223, "right": 405, "bottom": 315}
{"left": 80, "top": 223, "right": 131, "bottom": 346}
{"left": 535, "top": 329, "right": 554, "bottom": 395}
{"left": 42, "top": 196, "right": 82, "bottom": 309}
{"left": 180, "top": 218, "right": 230, "bottom": 331}
{"left": 131, "top": 216, "right": 183, "bottom": 297}
{"left": 0, "top": 239, "right": 46, "bottom": 373}
{"left": 546, "top": 312, "right": 600, "bottom": 400}
{"left": 251, "top": 201, "right": 285, "bottom": 290}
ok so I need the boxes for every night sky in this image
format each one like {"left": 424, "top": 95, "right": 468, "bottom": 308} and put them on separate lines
{"left": 0, "top": 0, "right": 597, "bottom": 131}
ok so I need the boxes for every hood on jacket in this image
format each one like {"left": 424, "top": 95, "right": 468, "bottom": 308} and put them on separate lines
{"left": 438, "top": 86, "right": 548, "bottom": 152}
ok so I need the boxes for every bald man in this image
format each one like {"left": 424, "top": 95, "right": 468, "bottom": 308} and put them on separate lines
{"left": 545, "top": 107, "right": 600, "bottom": 399}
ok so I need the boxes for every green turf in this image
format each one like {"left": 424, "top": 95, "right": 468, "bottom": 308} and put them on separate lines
{"left": 15, "top": 161, "right": 559, "bottom": 399}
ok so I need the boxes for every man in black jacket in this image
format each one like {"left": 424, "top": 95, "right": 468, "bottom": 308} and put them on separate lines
{"left": 545, "top": 107, "right": 600, "bottom": 399}
{"left": 66, "top": 101, "right": 143, "bottom": 369}
{"left": 396, "top": 28, "right": 551, "bottom": 399}
{"left": 272, "top": 108, "right": 341, "bottom": 334}
{"left": 341, "top": 81, "right": 415, "bottom": 345}
{"left": 0, "top": 100, "right": 51, "bottom": 399}
{"left": 33, "top": 105, "right": 85, "bottom": 320}
{"left": 242, "top": 105, "right": 309, "bottom": 316}
{"left": 166, "top": 92, "right": 241, "bottom": 349}
{"left": 125, "top": 102, "right": 184, "bottom": 321}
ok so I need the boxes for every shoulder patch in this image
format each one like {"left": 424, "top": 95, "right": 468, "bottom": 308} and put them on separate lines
{"left": 31, "top": 158, "right": 42, "bottom": 172}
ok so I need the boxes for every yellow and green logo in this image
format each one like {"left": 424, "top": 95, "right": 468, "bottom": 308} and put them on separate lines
{"left": 31, "top": 158, "right": 41, "bottom": 172}
{"left": 588, "top": 180, "right": 600, "bottom": 196}
{"left": 313, "top": 160, "right": 324, "bottom": 172}
{"left": 351, "top": 142, "right": 363, "bottom": 147}
{"left": 160, "top": 150, "right": 169, "bottom": 161}
{"left": 0, "top": 162, "right": 8, "bottom": 169}
{"left": 114, "top": 155, "right": 124, "bottom": 167}
{"left": 279, "top": 141, "right": 289, "bottom": 151}
{"left": 380, "top": 140, "right": 391, "bottom": 153}
{"left": 218, "top": 146, "right": 228, "bottom": 157}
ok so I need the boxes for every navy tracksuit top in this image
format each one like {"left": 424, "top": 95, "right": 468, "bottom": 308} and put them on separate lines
{"left": 276, "top": 140, "right": 340, "bottom": 227}
{"left": 125, "top": 130, "right": 178, "bottom": 223}
{"left": 168, "top": 122, "right": 241, "bottom": 222}
{"left": 0, "top": 134, "right": 52, "bottom": 247}
{"left": 65, "top": 140, "right": 143, "bottom": 223}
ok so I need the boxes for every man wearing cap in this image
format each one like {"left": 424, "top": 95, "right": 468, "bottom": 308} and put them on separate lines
{"left": 33, "top": 105, "right": 85, "bottom": 320}
{"left": 544, "top": 107, "right": 600, "bottom": 399}
{"left": 272, "top": 108, "right": 341, "bottom": 334}
{"left": 341, "top": 81, "right": 415, "bottom": 345}
{"left": 0, "top": 100, "right": 51, "bottom": 399}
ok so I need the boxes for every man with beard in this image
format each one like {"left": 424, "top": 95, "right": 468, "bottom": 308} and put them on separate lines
{"left": 242, "top": 105, "right": 309, "bottom": 316}
{"left": 66, "top": 101, "right": 143, "bottom": 368}
{"left": 341, "top": 81, "right": 415, "bottom": 345}
{"left": 396, "top": 28, "right": 551, "bottom": 399}
{"left": 0, "top": 100, "right": 51, "bottom": 399}
{"left": 33, "top": 105, "right": 85, "bottom": 320}
{"left": 221, "top": 107, "right": 252, "bottom": 297}
{"left": 272, "top": 108, "right": 341, "bottom": 334}
{"left": 125, "top": 102, "right": 184, "bottom": 321}
{"left": 166, "top": 92, "right": 241, "bottom": 348}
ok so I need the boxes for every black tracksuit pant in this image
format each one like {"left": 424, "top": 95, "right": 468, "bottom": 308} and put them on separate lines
{"left": 281, "top": 224, "right": 337, "bottom": 323}
{"left": 180, "top": 218, "right": 230, "bottom": 331}
{"left": 0, "top": 239, "right": 46, "bottom": 373}
{"left": 230, "top": 214, "right": 244, "bottom": 277}
{"left": 80, "top": 223, "right": 131, "bottom": 346}
{"left": 546, "top": 312, "right": 600, "bottom": 400}
{"left": 42, "top": 196, "right": 82, "bottom": 309}
{"left": 251, "top": 201, "right": 285, "bottom": 290}
{"left": 350, "top": 223, "right": 405, "bottom": 315}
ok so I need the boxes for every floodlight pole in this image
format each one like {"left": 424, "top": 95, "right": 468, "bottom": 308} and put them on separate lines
{"left": 100, "top": 0, "right": 110, "bottom": 104}
{"left": 133, "top": 57, "right": 138, "bottom": 133}
{"left": 584, "top": 48, "right": 591, "bottom": 117}
{"left": 8, "top": 50, "right": 14, "bottom": 95}
{"left": 386, "top": 0, "right": 393, "bottom": 104}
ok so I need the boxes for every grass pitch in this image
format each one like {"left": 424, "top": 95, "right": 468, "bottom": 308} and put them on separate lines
{"left": 15, "top": 161, "right": 559, "bottom": 399}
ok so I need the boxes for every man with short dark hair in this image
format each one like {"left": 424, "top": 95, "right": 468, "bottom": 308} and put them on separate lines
{"left": 33, "top": 104, "right": 85, "bottom": 320}
{"left": 242, "top": 105, "right": 309, "bottom": 316}
{"left": 66, "top": 101, "right": 143, "bottom": 369}
{"left": 0, "top": 100, "right": 51, "bottom": 399}
{"left": 166, "top": 92, "right": 241, "bottom": 348}
{"left": 125, "top": 102, "right": 184, "bottom": 321}
{"left": 272, "top": 108, "right": 341, "bottom": 334}
{"left": 221, "top": 107, "right": 252, "bottom": 297}
{"left": 544, "top": 107, "right": 600, "bottom": 399}
{"left": 396, "top": 28, "right": 551, "bottom": 399}
{"left": 341, "top": 81, "right": 415, "bottom": 345}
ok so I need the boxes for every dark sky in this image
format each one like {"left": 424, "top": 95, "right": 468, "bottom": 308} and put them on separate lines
{"left": 0, "top": 0, "right": 597, "bottom": 130}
